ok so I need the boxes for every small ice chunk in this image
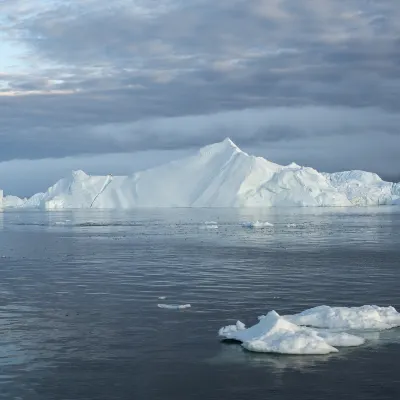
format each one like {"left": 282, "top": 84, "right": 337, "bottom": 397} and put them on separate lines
{"left": 218, "top": 321, "right": 246, "bottom": 337}
{"left": 286, "top": 223, "right": 297, "bottom": 227}
{"left": 242, "top": 221, "right": 274, "bottom": 228}
{"left": 285, "top": 305, "right": 400, "bottom": 330}
{"left": 158, "top": 296, "right": 167, "bottom": 300}
{"left": 158, "top": 304, "right": 191, "bottom": 310}
{"left": 201, "top": 221, "right": 218, "bottom": 229}
{"left": 54, "top": 220, "right": 70, "bottom": 225}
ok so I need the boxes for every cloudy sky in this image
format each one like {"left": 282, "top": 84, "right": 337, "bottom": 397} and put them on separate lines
{"left": 1, "top": 0, "right": 400, "bottom": 196}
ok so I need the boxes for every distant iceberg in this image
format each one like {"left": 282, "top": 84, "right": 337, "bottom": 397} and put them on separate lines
{"left": 0, "top": 190, "right": 26, "bottom": 208}
{"left": 219, "top": 305, "right": 400, "bottom": 355}
{"left": 242, "top": 221, "right": 274, "bottom": 228}
{"left": 1, "top": 138, "right": 400, "bottom": 209}
{"left": 158, "top": 304, "right": 191, "bottom": 310}
{"left": 201, "top": 221, "right": 219, "bottom": 229}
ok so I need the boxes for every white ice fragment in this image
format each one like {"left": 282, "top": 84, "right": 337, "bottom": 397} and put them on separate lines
{"left": 158, "top": 296, "right": 167, "bottom": 300}
{"left": 219, "top": 310, "right": 339, "bottom": 355}
{"left": 285, "top": 305, "right": 400, "bottom": 331}
{"left": 218, "top": 321, "right": 246, "bottom": 337}
{"left": 158, "top": 304, "right": 191, "bottom": 310}
{"left": 54, "top": 220, "right": 70, "bottom": 225}
{"left": 217, "top": 305, "right": 398, "bottom": 355}
{"left": 201, "top": 221, "right": 218, "bottom": 229}
{"left": 242, "top": 221, "right": 274, "bottom": 228}
{"left": 315, "top": 330, "right": 365, "bottom": 347}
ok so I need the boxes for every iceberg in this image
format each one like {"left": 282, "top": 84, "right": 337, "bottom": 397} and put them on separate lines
{"left": 242, "top": 221, "right": 274, "bottom": 228}
{"left": 219, "top": 305, "right": 400, "bottom": 355}
{"left": 201, "top": 221, "right": 219, "bottom": 229}
{"left": 157, "top": 303, "right": 191, "bottom": 310}
{"left": 1, "top": 138, "right": 399, "bottom": 209}
{"left": 0, "top": 190, "right": 25, "bottom": 208}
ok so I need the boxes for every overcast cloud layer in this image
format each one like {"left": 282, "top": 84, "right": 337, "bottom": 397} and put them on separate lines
{"left": 1, "top": 0, "right": 400, "bottom": 195}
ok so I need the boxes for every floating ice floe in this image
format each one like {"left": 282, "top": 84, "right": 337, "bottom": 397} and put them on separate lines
{"left": 242, "top": 221, "right": 274, "bottom": 229}
{"left": 158, "top": 304, "right": 191, "bottom": 310}
{"left": 158, "top": 296, "right": 167, "bottom": 300}
{"left": 54, "top": 220, "right": 71, "bottom": 226}
{"left": 201, "top": 221, "right": 218, "bottom": 229}
{"left": 219, "top": 311, "right": 363, "bottom": 355}
{"left": 286, "top": 223, "right": 297, "bottom": 228}
{"left": 284, "top": 305, "right": 400, "bottom": 331}
{"left": 219, "top": 305, "right": 400, "bottom": 355}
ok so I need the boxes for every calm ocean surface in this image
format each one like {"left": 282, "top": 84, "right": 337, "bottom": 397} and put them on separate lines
{"left": 0, "top": 207, "right": 399, "bottom": 399}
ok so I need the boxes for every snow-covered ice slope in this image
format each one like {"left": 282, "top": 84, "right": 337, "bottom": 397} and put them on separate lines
{"left": 2, "top": 138, "right": 400, "bottom": 209}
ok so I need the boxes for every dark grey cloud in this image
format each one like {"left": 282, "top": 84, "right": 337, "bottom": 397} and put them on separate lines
{"left": 0, "top": 0, "right": 400, "bottom": 190}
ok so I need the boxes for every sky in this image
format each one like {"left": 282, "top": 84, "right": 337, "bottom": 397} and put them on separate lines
{"left": 1, "top": 0, "right": 400, "bottom": 196}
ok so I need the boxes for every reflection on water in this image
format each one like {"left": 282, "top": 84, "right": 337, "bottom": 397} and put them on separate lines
{"left": 0, "top": 208, "right": 399, "bottom": 400}
{"left": 208, "top": 342, "right": 340, "bottom": 371}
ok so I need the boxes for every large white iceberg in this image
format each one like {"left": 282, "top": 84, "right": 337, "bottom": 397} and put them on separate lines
{"left": 219, "top": 305, "right": 400, "bottom": 355}
{"left": 1, "top": 138, "right": 399, "bottom": 209}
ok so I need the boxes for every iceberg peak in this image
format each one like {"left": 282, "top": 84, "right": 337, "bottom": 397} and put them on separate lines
{"left": 199, "top": 137, "right": 243, "bottom": 156}
{"left": 222, "top": 137, "right": 240, "bottom": 149}
{"left": 71, "top": 170, "right": 88, "bottom": 179}
{"left": 286, "top": 162, "right": 301, "bottom": 169}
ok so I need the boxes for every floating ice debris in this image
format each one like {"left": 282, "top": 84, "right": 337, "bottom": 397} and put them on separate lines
{"left": 218, "top": 304, "right": 400, "bottom": 355}
{"left": 284, "top": 305, "right": 400, "bottom": 331}
{"left": 158, "top": 304, "right": 191, "bottom": 310}
{"left": 219, "top": 311, "right": 344, "bottom": 354}
{"left": 54, "top": 221, "right": 70, "bottom": 225}
{"left": 158, "top": 296, "right": 167, "bottom": 300}
{"left": 286, "top": 223, "right": 297, "bottom": 228}
{"left": 315, "top": 331, "right": 365, "bottom": 347}
{"left": 242, "top": 221, "right": 274, "bottom": 228}
{"left": 201, "top": 221, "right": 218, "bottom": 229}
{"left": 219, "top": 320, "right": 246, "bottom": 337}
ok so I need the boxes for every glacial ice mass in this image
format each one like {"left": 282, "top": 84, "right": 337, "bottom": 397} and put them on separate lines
{"left": 1, "top": 138, "right": 400, "bottom": 209}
